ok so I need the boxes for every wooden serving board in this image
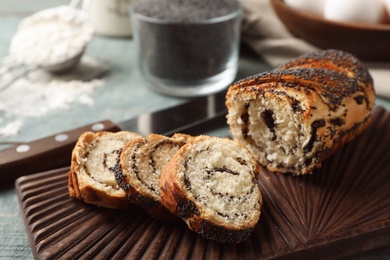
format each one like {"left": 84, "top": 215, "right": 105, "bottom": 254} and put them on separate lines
{"left": 15, "top": 107, "right": 390, "bottom": 259}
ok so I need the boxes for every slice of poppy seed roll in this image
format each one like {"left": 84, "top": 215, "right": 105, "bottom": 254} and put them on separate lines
{"left": 115, "top": 133, "right": 190, "bottom": 219}
{"left": 68, "top": 131, "right": 141, "bottom": 209}
{"left": 226, "top": 49, "right": 375, "bottom": 175}
{"left": 160, "top": 136, "right": 262, "bottom": 243}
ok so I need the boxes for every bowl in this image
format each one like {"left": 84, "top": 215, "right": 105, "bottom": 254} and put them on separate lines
{"left": 270, "top": 0, "right": 390, "bottom": 61}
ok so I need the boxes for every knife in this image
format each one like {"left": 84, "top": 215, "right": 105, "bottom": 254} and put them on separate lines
{"left": 0, "top": 91, "right": 228, "bottom": 184}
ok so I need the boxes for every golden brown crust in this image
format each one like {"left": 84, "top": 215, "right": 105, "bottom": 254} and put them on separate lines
{"left": 277, "top": 49, "right": 373, "bottom": 87}
{"left": 68, "top": 131, "right": 141, "bottom": 209}
{"left": 276, "top": 49, "right": 375, "bottom": 113}
{"left": 226, "top": 49, "right": 376, "bottom": 175}
{"left": 115, "top": 134, "right": 188, "bottom": 219}
{"left": 171, "top": 133, "right": 194, "bottom": 143}
{"left": 114, "top": 137, "right": 146, "bottom": 204}
{"left": 159, "top": 150, "right": 184, "bottom": 214}
{"left": 160, "top": 136, "right": 262, "bottom": 243}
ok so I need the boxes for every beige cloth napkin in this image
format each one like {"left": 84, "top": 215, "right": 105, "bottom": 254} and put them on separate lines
{"left": 239, "top": 0, "right": 390, "bottom": 99}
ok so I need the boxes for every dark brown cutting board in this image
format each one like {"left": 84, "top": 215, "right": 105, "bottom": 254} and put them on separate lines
{"left": 15, "top": 107, "right": 390, "bottom": 259}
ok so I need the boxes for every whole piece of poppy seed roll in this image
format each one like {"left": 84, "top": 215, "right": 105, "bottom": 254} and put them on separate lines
{"left": 68, "top": 131, "right": 142, "bottom": 209}
{"left": 115, "top": 133, "right": 191, "bottom": 219}
{"left": 160, "top": 136, "right": 262, "bottom": 243}
{"left": 226, "top": 49, "right": 375, "bottom": 175}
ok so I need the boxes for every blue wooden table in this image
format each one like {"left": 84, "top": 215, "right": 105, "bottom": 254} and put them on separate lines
{"left": 0, "top": 1, "right": 389, "bottom": 259}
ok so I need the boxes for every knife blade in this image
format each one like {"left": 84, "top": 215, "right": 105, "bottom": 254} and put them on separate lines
{"left": 0, "top": 91, "right": 228, "bottom": 184}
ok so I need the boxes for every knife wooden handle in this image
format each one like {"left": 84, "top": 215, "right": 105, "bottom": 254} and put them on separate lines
{"left": 0, "top": 120, "right": 120, "bottom": 184}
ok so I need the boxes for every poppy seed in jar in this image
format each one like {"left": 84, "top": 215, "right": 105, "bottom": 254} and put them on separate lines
{"left": 131, "top": 0, "right": 241, "bottom": 88}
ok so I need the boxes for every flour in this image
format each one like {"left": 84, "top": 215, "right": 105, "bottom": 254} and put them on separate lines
{"left": 0, "top": 6, "right": 107, "bottom": 138}
{"left": 0, "top": 56, "right": 109, "bottom": 137}
{"left": 9, "top": 5, "right": 94, "bottom": 67}
{"left": 0, "top": 120, "right": 23, "bottom": 138}
{"left": 0, "top": 73, "right": 103, "bottom": 118}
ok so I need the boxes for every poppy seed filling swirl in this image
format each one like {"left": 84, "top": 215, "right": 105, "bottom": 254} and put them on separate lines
{"left": 180, "top": 141, "right": 260, "bottom": 224}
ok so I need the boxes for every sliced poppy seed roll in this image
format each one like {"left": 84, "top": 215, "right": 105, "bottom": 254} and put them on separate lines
{"left": 160, "top": 136, "right": 262, "bottom": 243}
{"left": 115, "top": 133, "right": 190, "bottom": 219}
{"left": 226, "top": 49, "right": 375, "bottom": 175}
{"left": 68, "top": 131, "right": 141, "bottom": 209}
